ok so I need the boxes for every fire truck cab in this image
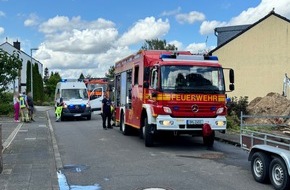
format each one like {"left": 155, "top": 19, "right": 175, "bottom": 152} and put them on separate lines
{"left": 114, "top": 50, "right": 234, "bottom": 147}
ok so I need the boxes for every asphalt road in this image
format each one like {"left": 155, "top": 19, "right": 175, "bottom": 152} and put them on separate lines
{"left": 48, "top": 110, "right": 273, "bottom": 190}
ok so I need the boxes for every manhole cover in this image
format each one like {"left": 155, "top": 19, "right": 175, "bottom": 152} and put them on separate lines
{"left": 63, "top": 164, "right": 89, "bottom": 173}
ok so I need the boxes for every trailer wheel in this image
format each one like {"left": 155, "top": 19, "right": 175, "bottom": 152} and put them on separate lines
{"left": 269, "top": 157, "right": 290, "bottom": 190}
{"left": 203, "top": 131, "right": 215, "bottom": 147}
{"left": 120, "top": 113, "right": 129, "bottom": 135}
{"left": 251, "top": 152, "right": 270, "bottom": 183}
{"left": 144, "top": 117, "right": 154, "bottom": 147}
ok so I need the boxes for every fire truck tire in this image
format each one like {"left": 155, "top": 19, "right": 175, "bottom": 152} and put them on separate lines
{"left": 144, "top": 117, "right": 154, "bottom": 147}
{"left": 251, "top": 152, "right": 270, "bottom": 184}
{"left": 120, "top": 113, "right": 129, "bottom": 135}
{"left": 269, "top": 157, "right": 290, "bottom": 190}
{"left": 203, "top": 131, "right": 215, "bottom": 147}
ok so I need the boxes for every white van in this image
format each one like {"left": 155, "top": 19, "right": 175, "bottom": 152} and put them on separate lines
{"left": 54, "top": 79, "right": 91, "bottom": 120}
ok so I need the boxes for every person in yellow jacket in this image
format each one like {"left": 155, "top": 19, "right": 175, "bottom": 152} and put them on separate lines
{"left": 19, "top": 92, "right": 30, "bottom": 122}
{"left": 55, "top": 97, "right": 63, "bottom": 122}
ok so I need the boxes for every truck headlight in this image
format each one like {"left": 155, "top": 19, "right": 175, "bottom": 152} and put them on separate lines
{"left": 159, "top": 120, "right": 174, "bottom": 126}
{"left": 215, "top": 120, "right": 226, "bottom": 126}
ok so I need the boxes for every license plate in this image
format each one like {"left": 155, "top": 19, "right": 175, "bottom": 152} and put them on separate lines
{"left": 187, "top": 120, "right": 203, "bottom": 125}
{"left": 74, "top": 114, "right": 81, "bottom": 117}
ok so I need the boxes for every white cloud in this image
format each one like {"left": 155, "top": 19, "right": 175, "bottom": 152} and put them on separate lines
{"left": 168, "top": 40, "right": 183, "bottom": 50}
{"left": 117, "top": 17, "right": 170, "bottom": 46}
{"left": 160, "top": 7, "right": 181, "bottom": 17}
{"left": 185, "top": 42, "right": 207, "bottom": 54}
{"left": 35, "top": 15, "right": 142, "bottom": 78}
{"left": 0, "top": 11, "right": 5, "bottom": 17}
{"left": 176, "top": 11, "right": 205, "bottom": 24}
{"left": 199, "top": 0, "right": 290, "bottom": 36}
{"left": 200, "top": 20, "right": 227, "bottom": 35}
{"left": 24, "top": 13, "right": 40, "bottom": 26}
{"left": 0, "top": 27, "right": 4, "bottom": 35}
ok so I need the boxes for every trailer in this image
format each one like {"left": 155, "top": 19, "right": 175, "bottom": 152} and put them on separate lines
{"left": 240, "top": 113, "right": 290, "bottom": 190}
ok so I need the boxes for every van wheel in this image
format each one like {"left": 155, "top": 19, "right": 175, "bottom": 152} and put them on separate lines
{"left": 251, "top": 152, "right": 270, "bottom": 183}
{"left": 270, "top": 157, "right": 290, "bottom": 190}
{"left": 144, "top": 117, "right": 154, "bottom": 147}
{"left": 87, "top": 115, "right": 91, "bottom": 120}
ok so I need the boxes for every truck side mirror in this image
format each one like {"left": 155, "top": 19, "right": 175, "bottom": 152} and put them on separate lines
{"left": 229, "top": 69, "right": 234, "bottom": 84}
{"left": 229, "top": 84, "right": 235, "bottom": 91}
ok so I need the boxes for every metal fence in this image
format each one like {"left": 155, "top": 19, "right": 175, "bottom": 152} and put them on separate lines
{"left": 240, "top": 112, "right": 290, "bottom": 151}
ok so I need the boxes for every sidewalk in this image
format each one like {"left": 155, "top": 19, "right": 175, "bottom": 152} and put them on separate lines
{"left": 215, "top": 130, "right": 241, "bottom": 147}
{"left": 0, "top": 106, "right": 59, "bottom": 190}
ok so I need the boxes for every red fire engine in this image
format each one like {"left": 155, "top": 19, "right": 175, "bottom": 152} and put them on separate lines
{"left": 114, "top": 50, "right": 234, "bottom": 147}
{"left": 84, "top": 78, "right": 109, "bottom": 114}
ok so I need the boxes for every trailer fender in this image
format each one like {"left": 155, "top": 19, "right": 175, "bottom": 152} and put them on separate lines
{"left": 142, "top": 104, "right": 156, "bottom": 124}
{"left": 249, "top": 144, "right": 290, "bottom": 176}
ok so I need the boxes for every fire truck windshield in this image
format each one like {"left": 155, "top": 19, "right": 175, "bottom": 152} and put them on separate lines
{"left": 160, "top": 66, "right": 225, "bottom": 93}
{"left": 61, "top": 89, "right": 88, "bottom": 100}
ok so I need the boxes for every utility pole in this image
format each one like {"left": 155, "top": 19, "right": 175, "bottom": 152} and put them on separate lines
{"left": 30, "top": 48, "right": 38, "bottom": 98}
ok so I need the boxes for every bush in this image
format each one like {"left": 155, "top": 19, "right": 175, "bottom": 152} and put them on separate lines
{"left": 227, "top": 96, "right": 249, "bottom": 131}
{"left": 0, "top": 103, "right": 13, "bottom": 116}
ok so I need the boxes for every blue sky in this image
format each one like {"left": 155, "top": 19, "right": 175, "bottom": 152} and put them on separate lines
{"left": 0, "top": 0, "right": 289, "bottom": 78}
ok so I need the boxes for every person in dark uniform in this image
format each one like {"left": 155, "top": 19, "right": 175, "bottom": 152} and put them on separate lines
{"left": 101, "top": 92, "right": 112, "bottom": 130}
{"left": 26, "top": 92, "right": 35, "bottom": 121}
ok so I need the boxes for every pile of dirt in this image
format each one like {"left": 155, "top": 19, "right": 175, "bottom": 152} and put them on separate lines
{"left": 246, "top": 92, "right": 290, "bottom": 128}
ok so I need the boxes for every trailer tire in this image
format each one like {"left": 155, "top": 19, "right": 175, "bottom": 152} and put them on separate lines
{"left": 120, "top": 112, "right": 129, "bottom": 135}
{"left": 251, "top": 152, "right": 270, "bottom": 183}
{"left": 269, "top": 157, "right": 290, "bottom": 190}
{"left": 144, "top": 117, "right": 154, "bottom": 147}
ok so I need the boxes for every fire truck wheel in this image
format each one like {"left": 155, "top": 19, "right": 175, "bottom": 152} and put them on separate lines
{"left": 269, "top": 157, "right": 290, "bottom": 190}
{"left": 120, "top": 113, "right": 129, "bottom": 135}
{"left": 144, "top": 117, "right": 154, "bottom": 147}
{"left": 251, "top": 152, "right": 270, "bottom": 184}
{"left": 203, "top": 131, "right": 215, "bottom": 147}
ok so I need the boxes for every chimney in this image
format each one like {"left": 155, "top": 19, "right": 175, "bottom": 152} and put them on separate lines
{"left": 13, "top": 41, "right": 20, "bottom": 50}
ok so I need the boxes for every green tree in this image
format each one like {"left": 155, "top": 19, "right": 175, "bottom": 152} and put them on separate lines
{"left": 141, "top": 38, "right": 178, "bottom": 50}
{"left": 105, "top": 65, "right": 115, "bottom": 80}
{"left": 0, "top": 49, "right": 22, "bottom": 95}
{"left": 26, "top": 60, "right": 32, "bottom": 93}
{"left": 43, "top": 67, "right": 49, "bottom": 83}
{"left": 79, "top": 73, "right": 85, "bottom": 79}
{"left": 32, "top": 63, "right": 44, "bottom": 103}
{"left": 45, "top": 72, "right": 61, "bottom": 98}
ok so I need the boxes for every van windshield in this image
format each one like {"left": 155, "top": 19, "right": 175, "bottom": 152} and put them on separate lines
{"left": 61, "top": 89, "right": 88, "bottom": 100}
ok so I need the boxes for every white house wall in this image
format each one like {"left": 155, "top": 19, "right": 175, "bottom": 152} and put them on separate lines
{"left": 212, "top": 14, "right": 290, "bottom": 101}
{"left": 0, "top": 42, "right": 43, "bottom": 93}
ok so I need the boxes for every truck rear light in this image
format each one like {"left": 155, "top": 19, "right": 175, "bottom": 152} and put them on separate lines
{"left": 163, "top": 107, "right": 172, "bottom": 114}
{"left": 159, "top": 120, "right": 174, "bottom": 126}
